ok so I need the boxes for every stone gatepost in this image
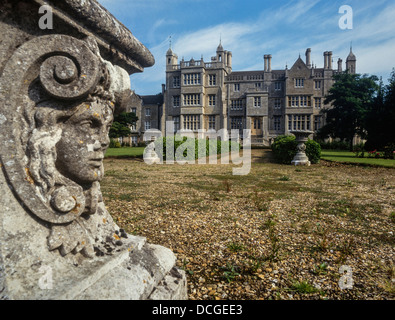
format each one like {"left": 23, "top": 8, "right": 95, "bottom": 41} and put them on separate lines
{"left": 0, "top": 0, "right": 187, "bottom": 300}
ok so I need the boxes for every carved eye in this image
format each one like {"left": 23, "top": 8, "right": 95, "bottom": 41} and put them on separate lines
{"left": 80, "top": 120, "right": 93, "bottom": 128}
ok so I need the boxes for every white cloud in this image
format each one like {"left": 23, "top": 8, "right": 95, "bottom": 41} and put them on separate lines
{"left": 172, "top": 23, "right": 255, "bottom": 59}
{"left": 127, "top": 0, "right": 395, "bottom": 93}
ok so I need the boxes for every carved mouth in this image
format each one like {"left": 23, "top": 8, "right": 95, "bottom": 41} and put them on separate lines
{"left": 88, "top": 158, "right": 104, "bottom": 167}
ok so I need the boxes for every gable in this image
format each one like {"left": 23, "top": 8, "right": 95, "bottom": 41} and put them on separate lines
{"left": 289, "top": 57, "right": 310, "bottom": 77}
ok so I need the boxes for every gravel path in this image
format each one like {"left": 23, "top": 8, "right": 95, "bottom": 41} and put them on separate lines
{"left": 101, "top": 149, "right": 394, "bottom": 300}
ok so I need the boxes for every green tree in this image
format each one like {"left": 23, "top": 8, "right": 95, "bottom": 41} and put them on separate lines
{"left": 109, "top": 111, "right": 138, "bottom": 139}
{"left": 365, "top": 70, "right": 395, "bottom": 151}
{"left": 318, "top": 72, "right": 379, "bottom": 150}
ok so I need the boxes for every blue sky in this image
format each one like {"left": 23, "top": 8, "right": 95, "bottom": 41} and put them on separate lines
{"left": 98, "top": 0, "right": 395, "bottom": 95}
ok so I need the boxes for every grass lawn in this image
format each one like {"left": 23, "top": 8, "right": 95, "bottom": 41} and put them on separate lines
{"left": 105, "top": 147, "right": 145, "bottom": 158}
{"left": 321, "top": 150, "right": 395, "bottom": 168}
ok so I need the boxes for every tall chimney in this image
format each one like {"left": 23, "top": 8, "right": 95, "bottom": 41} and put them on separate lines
{"left": 337, "top": 58, "right": 343, "bottom": 72}
{"left": 324, "top": 51, "right": 328, "bottom": 69}
{"left": 328, "top": 51, "right": 333, "bottom": 70}
{"left": 264, "top": 55, "right": 268, "bottom": 72}
{"left": 305, "top": 48, "right": 311, "bottom": 68}
{"left": 268, "top": 54, "right": 272, "bottom": 72}
{"left": 227, "top": 51, "right": 232, "bottom": 68}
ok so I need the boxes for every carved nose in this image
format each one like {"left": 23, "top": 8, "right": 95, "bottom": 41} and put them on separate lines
{"left": 92, "top": 139, "right": 102, "bottom": 151}
{"left": 101, "top": 133, "right": 110, "bottom": 148}
{"left": 94, "top": 129, "right": 110, "bottom": 150}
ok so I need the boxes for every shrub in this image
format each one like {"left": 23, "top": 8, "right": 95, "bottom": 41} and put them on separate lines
{"left": 271, "top": 135, "right": 297, "bottom": 164}
{"left": 383, "top": 144, "right": 395, "bottom": 159}
{"left": 305, "top": 140, "right": 321, "bottom": 164}
{"left": 271, "top": 135, "right": 321, "bottom": 164}
{"left": 109, "top": 139, "right": 121, "bottom": 148}
{"left": 316, "top": 139, "right": 349, "bottom": 150}
{"left": 353, "top": 143, "right": 365, "bottom": 158}
{"left": 121, "top": 141, "right": 131, "bottom": 147}
{"left": 137, "top": 141, "right": 147, "bottom": 147}
{"left": 367, "top": 150, "right": 385, "bottom": 159}
{"left": 154, "top": 136, "right": 240, "bottom": 160}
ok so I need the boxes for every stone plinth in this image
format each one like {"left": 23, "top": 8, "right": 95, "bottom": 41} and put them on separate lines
{"left": 0, "top": 0, "right": 187, "bottom": 300}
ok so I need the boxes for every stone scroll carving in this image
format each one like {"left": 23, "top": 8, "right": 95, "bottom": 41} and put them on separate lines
{"left": 0, "top": 34, "right": 131, "bottom": 259}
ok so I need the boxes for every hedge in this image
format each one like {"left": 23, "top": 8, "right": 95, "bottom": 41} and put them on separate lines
{"left": 154, "top": 136, "right": 240, "bottom": 161}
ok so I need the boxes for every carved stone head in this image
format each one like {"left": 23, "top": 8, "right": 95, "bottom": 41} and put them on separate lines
{"left": 0, "top": 34, "right": 131, "bottom": 258}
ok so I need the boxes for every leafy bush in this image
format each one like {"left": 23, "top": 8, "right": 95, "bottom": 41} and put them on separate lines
{"left": 137, "top": 141, "right": 148, "bottom": 147}
{"left": 271, "top": 135, "right": 297, "bottom": 164}
{"left": 305, "top": 140, "right": 321, "bottom": 164}
{"left": 316, "top": 140, "right": 350, "bottom": 150}
{"left": 383, "top": 144, "right": 395, "bottom": 159}
{"left": 271, "top": 135, "right": 321, "bottom": 164}
{"left": 109, "top": 139, "right": 121, "bottom": 148}
{"left": 154, "top": 136, "right": 240, "bottom": 161}
{"left": 353, "top": 143, "right": 365, "bottom": 158}
{"left": 121, "top": 141, "right": 131, "bottom": 147}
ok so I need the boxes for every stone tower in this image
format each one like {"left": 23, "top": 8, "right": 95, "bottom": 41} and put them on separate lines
{"left": 346, "top": 47, "right": 357, "bottom": 74}
{"left": 166, "top": 47, "right": 178, "bottom": 70}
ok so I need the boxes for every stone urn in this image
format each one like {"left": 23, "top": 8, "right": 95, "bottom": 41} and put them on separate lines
{"left": 290, "top": 130, "right": 314, "bottom": 166}
{"left": 143, "top": 142, "right": 161, "bottom": 165}
{"left": 0, "top": 0, "right": 187, "bottom": 300}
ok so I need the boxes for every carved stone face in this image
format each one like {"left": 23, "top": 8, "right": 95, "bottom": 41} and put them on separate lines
{"left": 55, "top": 100, "right": 113, "bottom": 185}
{"left": 0, "top": 34, "right": 132, "bottom": 256}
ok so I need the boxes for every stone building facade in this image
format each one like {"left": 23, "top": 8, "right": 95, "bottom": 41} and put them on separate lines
{"left": 164, "top": 43, "right": 232, "bottom": 136}
{"left": 123, "top": 88, "right": 164, "bottom": 145}
{"left": 161, "top": 43, "right": 357, "bottom": 146}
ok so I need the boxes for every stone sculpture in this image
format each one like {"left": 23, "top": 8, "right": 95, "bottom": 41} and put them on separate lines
{"left": 144, "top": 141, "right": 161, "bottom": 165}
{"left": 0, "top": 0, "right": 187, "bottom": 300}
{"left": 290, "top": 130, "right": 314, "bottom": 166}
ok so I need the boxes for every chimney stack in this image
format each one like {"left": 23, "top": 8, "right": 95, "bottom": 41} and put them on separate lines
{"left": 328, "top": 51, "right": 333, "bottom": 69}
{"left": 264, "top": 54, "right": 272, "bottom": 72}
{"left": 305, "top": 48, "right": 311, "bottom": 68}
{"left": 227, "top": 51, "right": 232, "bottom": 68}
{"left": 337, "top": 58, "right": 343, "bottom": 72}
{"left": 263, "top": 54, "right": 268, "bottom": 72}
{"left": 324, "top": 51, "right": 328, "bottom": 69}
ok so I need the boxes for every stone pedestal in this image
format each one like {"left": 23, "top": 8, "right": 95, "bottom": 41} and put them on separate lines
{"left": 0, "top": 0, "right": 187, "bottom": 300}
{"left": 0, "top": 166, "right": 186, "bottom": 299}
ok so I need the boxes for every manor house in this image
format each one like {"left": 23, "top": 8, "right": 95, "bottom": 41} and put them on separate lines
{"left": 129, "top": 43, "right": 357, "bottom": 146}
